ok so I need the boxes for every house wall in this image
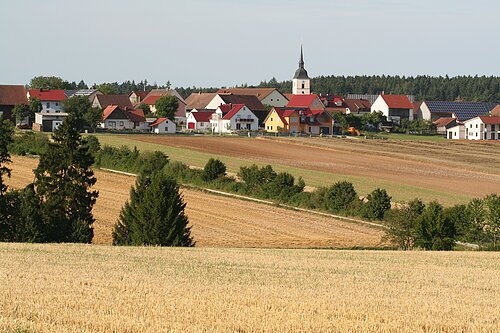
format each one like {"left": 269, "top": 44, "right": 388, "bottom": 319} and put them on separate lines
{"left": 229, "top": 106, "right": 259, "bottom": 131}
{"left": 464, "top": 118, "right": 500, "bottom": 140}
{"left": 40, "top": 100, "right": 63, "bottom": 114}
{"left": 288, "top": 115, "right": 300, "bottom": 133}
{"left": 446, "top": 125, "right": 465, "bottom": 140}
{"left": 292, "top": 79, "right": 310, "bottom": 95}
{"left": 418, "top": 102, "right": 431, "bottom": 120}
{"left": 205, "top": 95, "right": 226, "bottom": 110}
{"left": 102, "top": 119, "right": 134, "bottom": 130}
{"left": 261, "top": 91, "right": 288, "bottom": 107}
{"left": 265, "top": 110, "right": 286, "bottom": 133}
{"left": 186, "top": 113, "right": 211, "bottom": 131}
{"left": 152, "top": 120, "right": 176, "bottom": 134}
{"left": 371, "top": 96, "right": 389, "bottom": 117}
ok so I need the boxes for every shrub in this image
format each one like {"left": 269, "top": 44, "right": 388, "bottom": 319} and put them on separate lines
{"left": 238, "top": 164, "right": 276, "bottom": 188}
{"left": 9, "top": 131, "right": 49, "bottom": 156}
{"left": 415, "top": 201, "right": 456, "bottom": 250}
{"left": 384, "top": 198, "right": 425, "bottom": 249}
{"left": 363, "top": 188, "right": 392, "bottom": 220}
{"left": 202, "top": 158, "right": 226, "bottom": 182}
{"left": 324, "top": 181, "right": 358, "bottom": 213}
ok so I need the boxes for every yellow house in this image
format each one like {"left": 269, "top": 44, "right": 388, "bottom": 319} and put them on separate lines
{"left": 264, "top": 107, "right": 332, "bottom": 134}
{"left": 264, "top": 108, "right": 301, "bottom": 133}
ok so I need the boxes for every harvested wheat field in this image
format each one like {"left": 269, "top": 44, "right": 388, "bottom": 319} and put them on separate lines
{"left": 120, "top": 135, "right": 500, "bottom": 204}
{"left": 1, "top": 243, "right": 499, "bottom": 332}
{"left": 6, "top": 156, "right": 384, "bottom": 248}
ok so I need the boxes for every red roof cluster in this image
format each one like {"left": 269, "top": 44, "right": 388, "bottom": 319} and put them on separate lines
{"left": 149, "top": 117, "right": 171, "bottom": 127}
{"left": 380, "top": 95, "right": 414, "bottom": 109}
{"left": 286, "top": 94, "right": 322, "bottom": 108}
{"left": 28, "top": 89, "right": 67, "bottom": 101}
{"left": 102, "top": 105, "right": 145, "bottom": 122}
{"left": 0, "top": 85, "right": 28, "bottom": 105}
{"left": 222, "top": 104, "right": 245, "bottom": 120}
{"left": 479, "top": 116, "right": 500, "bottom": 125}
{"left": 191, "top": 111, "right": 214, "bottom": 122}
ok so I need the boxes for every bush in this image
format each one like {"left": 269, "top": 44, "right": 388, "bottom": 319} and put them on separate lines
{"left": 9, "top": 131, "right": 49, "bottom": 156}
{"left": 363, "top": 188, "right": 391, "bottom": 220}
{"left": 415, "top": 201, "right": 456, "bottom": 250}
{"left": 323, "top": 181, "right": 358, "bottom": 213}
{"left": 384, "top": 198, "right": 425, "bottom": 249}
{"left": 202, "top": 158, "right": 226, "bottom": 182}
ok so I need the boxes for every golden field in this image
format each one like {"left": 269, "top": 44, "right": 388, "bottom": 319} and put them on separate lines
{"left": 0, "top": 243, "right": 499, "bottom": 332}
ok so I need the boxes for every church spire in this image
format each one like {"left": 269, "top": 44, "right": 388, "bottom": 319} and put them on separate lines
{"left": 299, "top": 45, "right": 304, "bottom": 68}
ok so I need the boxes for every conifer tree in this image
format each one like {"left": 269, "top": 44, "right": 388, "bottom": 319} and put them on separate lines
{"left": 113, "top": 172, "right": 193, "bottom": 246}
{"left": 34, "top": 115, "right": 98, "bottom": 243}
{"left": 0, "top": 119, "right": 13, "bottom": 197}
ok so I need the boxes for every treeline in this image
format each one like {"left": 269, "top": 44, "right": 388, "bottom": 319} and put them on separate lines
{"left": 93, "top": 145, "right": 500, "bottom": 250}
{"left": 257, "top": 75, "right": 500, "bottom": 102}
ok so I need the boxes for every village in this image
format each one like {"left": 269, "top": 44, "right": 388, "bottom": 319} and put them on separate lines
{"left": 0, "top": 48, "right": 499, "bottom": 140}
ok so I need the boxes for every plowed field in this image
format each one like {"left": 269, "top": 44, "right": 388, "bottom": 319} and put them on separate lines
{"left": 6, "top": 156, "right": 384, "bottom": 248}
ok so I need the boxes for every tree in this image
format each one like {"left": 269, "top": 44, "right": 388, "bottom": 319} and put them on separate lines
{"left": 415, "top": 201, "right": 456, "bottom": 250}
{"left": 63, "top": 95, "right": 94, "bottom": 130}
{"left": 33, "top": 115, "right": 98, "bottom": 243}
{"left": 113, "top": 172, "right": 193, "bottom": 246}
{"left": 94, "top": 83, "right": 117, "bottom": 95}
{"left": 324, "top": 181, "right": 358, "bottom": 213}
{"left": 0, "top": 120, "right": 13, "bottom": 196}
{"left": 6, "top": 185, "right": 45, "bottom": 242}
{"left": 332, "top": 112, "right": 348, "bottom": 135}
{"left": 83, "top": 107, "right": 103, "bottom": 132}
{"left": 29, "top": 76, "right": 71, "bottom": 89}
{"left": 202, "top": 158, "right": 226, "bottom": 181}
{"left": 12, "top": 97, "right": 42, "bottom": 126}
{"left": 155, "top": 95, "right": 179, "bottom": 119}
{"left": 136, "top": 103, "right": 151, "bottom": 116}
{"left": 385, "top": 199, "right": 425, "bottom": 249}
{"left": 363, "top": 188, "right": 392, "bottom": 220}
{"left": 483, "top": 194, "right": 500, "bottom": 246}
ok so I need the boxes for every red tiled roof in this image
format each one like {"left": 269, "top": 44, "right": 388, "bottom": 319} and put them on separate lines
{"left": 479, "top": 116, "right": 500, "bottom": 125}
{"left": 380, "top": 95, "right": 414, "bottom": 109}
{"left": 95, "top": 94, "right": 133, "bottom": 109}
{"left": 28, "top": 89, "right": 67, "bottom": 101}
{"left": 102, "top": 104, "right": 145, "bottom": 122}
{"left": 271, "top": 108, "right": 288, "bottom": 125}
{"left": 344, "top": 99, "right": 371, "bottom": 113}
{"left": 286, "top": 94, "right": 324, "bottom": 109}
{"left": 142, "top": 95, "right": 162, "bottom": 105}
{"left": 217, "top": 94, "right": 265, "bottom": 111}
{"left": 102, "top": 105, "right": 119, "bottom": 120}
{"left": 149, "top": 118, "right": 170, "bottom": 127}
{"left": 433, "top": 117, "right": 456, "bottom": 127}
{"left": 218, "top": 104, "right": 233, "bottom": 114}
{"left": 216, "top": 88, "right": 278, "bottom": 101}
{"left": 130, "top": 90, "right": 150, "bottom": 99}
{"left": 222, "top": 104, "right": 245, "bottom": 120}
{"left": 491, "top": 105, "right": 500, "bottom": 117}
{"left": 185, "top": 92, "right": 218, "bottom": 110}
{"left": 0, "top": 85, "right": 28, "bottom": 105}
{"left": 192, "top": 111, "right": 214, "bottom": 122}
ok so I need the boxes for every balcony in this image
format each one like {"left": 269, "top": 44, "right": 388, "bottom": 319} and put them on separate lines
{"left": 237, "top": 118, "right": 254, "bottom": 122}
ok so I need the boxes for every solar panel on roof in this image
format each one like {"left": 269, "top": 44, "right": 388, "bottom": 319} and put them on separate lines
{"left": 426, "top": 101, "right": 499, "bottom": 121}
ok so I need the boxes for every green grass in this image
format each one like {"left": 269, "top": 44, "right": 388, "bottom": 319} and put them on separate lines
{"left": 91, "top": 134, "right": 469, "bottom": 206}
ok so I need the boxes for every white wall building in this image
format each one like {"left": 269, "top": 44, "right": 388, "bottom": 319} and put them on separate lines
{"left": 292, "top": 46, "right": 311, "bottom": 95}
{"left": 101, "top": 105, "right": 148, "bottom": 131}
{"left": 446, "top": 124, "right": 465, "bottom": 140}
{"left": 371, "top": 94, "right": 414, "bottom": 123}
{"left": 210, "top": 104, "right": 259, "bottom": 134}
{"left": 186, "top": 111, "right": 214, "bottom": 131}
{"left": 150, "top": 118, "right": 176, "bottom": 134}
{"left": 463, "top": 116, "right": 500, "bottom": 140}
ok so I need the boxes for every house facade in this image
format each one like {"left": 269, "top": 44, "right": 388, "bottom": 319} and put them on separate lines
{"left": 264, "top": 107, "right": 332, "bottom": 135}
{"left": 433, "top": 117, "right": 457, "bottom": 135}
{"left": 101, "top": 105, "right": 147, "bottom": 131}
{"left": 186, "top": 110, "right": 214, "bottom": 131}
{"left": 210, "top": 104, "right": 259, "bottom": 133}
{"left": 141, "top": 89, "right": 187, "bottom": 121}
{"left": 446, "top": 125, "right": 466, "bottom": 140}
{"left": 0, "top": 85, "right": 28, "bottom": 121}
{"left": 27, "top": 89, "right": 67, "bottom": 114}
{"left": 206, "top": 93, "right": 267, "bottom": 126}
{"left": 463, "top": 116, "right": 500, "bottom": 140}
{"left": 217, "top": 88, "right": 288, "bottom": 107}
{"left": 129, "top": 91, "right": 150, "bottom": 104}
{"left": 150, "top": 118, "right": 176, "bottom": 134}
{"left": 286, "top": 94, "right": 325, "bottom": 111}
{"left": 371, "top": 95, "right": 414, "bottom": 123}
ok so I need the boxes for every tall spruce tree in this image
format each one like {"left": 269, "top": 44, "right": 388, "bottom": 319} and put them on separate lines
{"left": 113, "top": 171, "right": 193, "bottom": 246}
{"left": 0, "top": 120, "right": 14, "bottom": 239}
{"left": 34, "top": 115, "right": 98, "bottom": 243}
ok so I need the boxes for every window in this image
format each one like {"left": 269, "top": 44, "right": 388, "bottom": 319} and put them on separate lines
{"left": 301, "top": 82, "right": 305, "bottom": 89}
{"left": 271, "top": 117, "right": 273, "bottom": 121}
{"left": 271, "top": 99, "right": 273, "bottom": 101}
{"left": 236, "top": 123, "right": 241, "bottom": 130}
{"left": 46, "top": 102, "right": 50, "bottom": 108}
{"left": 492, "top": 125, "right": 496, "bottom": 132}
{"left": 55, "top": 102, "right": 59, "bottom": 106}
{"left": 119, "top": 121, "right": 124, "bottom": 126}
{"left": 476, "top": 124, "right": 478, "bottom": 128}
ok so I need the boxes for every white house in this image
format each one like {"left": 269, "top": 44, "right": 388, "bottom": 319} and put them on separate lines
{"left": 446, "top": 124, "right": 465, "bottom": 140}
{"left": 371, "top": 94, "right": 414, "bottom": 123}
{"left": 34, "top": 112, "right": 68, "bottom": 132}
{"left": 216, "top": 88, "right": 288, "bottom": 107}
{"left": 210, "top": 104, "right": 259, "bottom": 134}
{"left": 101, "top": 105, "right": 147, "bottom": 131}
{"left": 186, "top": 110, "right": 214, "bottom": 131}
{"left": 28, "top": 89, "right": 68, "bottom": 131}
{"left": 149, "top": 118, "right": 176, "bottom": 134}
{"left": 463, "top": 116, "right": 500, "bottom": 140}
{"left": 417, "top": 101, "right": 498, "bottom": 121}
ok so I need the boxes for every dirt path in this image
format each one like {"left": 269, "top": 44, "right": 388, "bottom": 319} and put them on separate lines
{"left": 6, "top": 156, "right": 384, "bottom": 248}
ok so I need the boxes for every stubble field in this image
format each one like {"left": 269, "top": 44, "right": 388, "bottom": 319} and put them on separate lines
{"left": 1, "top": 243, "right": 498, "bottom": 332}
{"left": 7, "top": 156, "right": 384, "bottom": 248}
{"left": 95, "top": 134, "right": 500, "bottom": 206}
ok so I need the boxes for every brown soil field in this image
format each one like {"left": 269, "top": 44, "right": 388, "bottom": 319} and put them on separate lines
{"left": 130, "top": 135, "right": 500, "bottom": 200}
{"left": 6, "top": 156, "right": 384, "bottom": 248}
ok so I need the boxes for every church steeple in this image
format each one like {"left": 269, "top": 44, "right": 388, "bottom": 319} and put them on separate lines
{"left": 292, "top": 45, "right": 311, "bottom": 94}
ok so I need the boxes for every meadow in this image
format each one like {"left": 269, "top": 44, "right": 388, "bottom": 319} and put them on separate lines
{"left": 1, "top": 243, "right": 498, "bottom": 332}
{"left": 92, "top": 134, "right": 500, "bottom": 206}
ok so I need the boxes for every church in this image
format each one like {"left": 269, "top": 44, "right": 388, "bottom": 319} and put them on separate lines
{"left": 292, "top": 46, "right": 311, "bottom": 95}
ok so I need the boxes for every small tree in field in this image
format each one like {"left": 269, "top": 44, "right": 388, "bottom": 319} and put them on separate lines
{"left": 415, "top": 201, "right": 456, "bottom": 250}
{"left": 155, "top": 95, "right": 179, "bottom": 120}
{"left": 324, "top": 181, "right": 358, "bottom": 213}
{"left": 202, "top": 158, "right": 226, "bottom": 181}
{"left": 113, "top": 172, "right": 193, "bottom": 246}
{"left": 363, "top": 188, "right": 392, "bottom": 220}
{"left": 385, "top": 198, "right": 425, "bottom": 249}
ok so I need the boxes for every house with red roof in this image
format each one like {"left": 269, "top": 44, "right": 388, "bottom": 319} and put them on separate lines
{"left": 462, "top": 116, "right": 500, "bottom": 140}
{"left": 433, "top": 117, "right": 458, "bottom": 135}
{"left": 210, "top": 104, "right": 259, "bottom": 134}
{"left": 149, "top": 118, "right": 176, "bottom": 134}
{"left": 371, "top": 94, "right": 414, "bottom": 123}
{"left": 129, "top": 90, "right": 150, "bottom": 104}
{"left": 27, "top": 89, "right": 67, "bottom": 114}
{"left": 206, "top": 93, "right": 267, "bottom": 126}
{"left": 0, "top": 85, "right": 28, "bottom": 121}
{"left": 286, "top": 94, "right": 325, "bottom": 111}
{"left": 264, "top": 107, "right": 333, "bottom": 135}
{"left": 141, "top": 89, "right": 187, "bottom": 121}
{"left": 101, "top": 105, "right": 147, "bottom": 131}
{"left": 92, "top": 94, "right": 133, "bottom": 110}
{"left": 186, "top": 110, "right": 214, "bottom": 131}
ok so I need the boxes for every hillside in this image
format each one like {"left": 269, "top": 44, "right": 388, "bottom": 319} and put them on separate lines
{"left": 7, "top": 156, "right": 384, "bottom": 248}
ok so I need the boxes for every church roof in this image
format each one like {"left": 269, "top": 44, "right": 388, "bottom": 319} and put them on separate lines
{"left": 293, "top": 46, "right": 310, "bottom": 80}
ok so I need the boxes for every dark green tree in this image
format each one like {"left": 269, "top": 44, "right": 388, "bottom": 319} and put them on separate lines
{"left": 415, "top": 201, "right": 456, "bottom": 250}
{"left": 155, "top": 95, "right": 179, "bottom": 119}
{"left": 385, "top": 198, "right": 425, "bottom": 249}
{"left": 324, "top": 181, "right": 358, "bottom": 213}
{"left": 83, "top": 107, "right": 103, "bottom": 132}
{"left": 113, "top": 172, "right": 193, "bottom": 246}
{"left": 29, "top": 76, "right": 72, "bottom": 89}
{"left": 238, "top": 164, "right": 276, "bottom": 188}
{"left": 63, "top": 96, "right": 94, "bottom": 130}
{"left": 0, "top": 120, "right": 13, "bottom": 196}
{"left": 202, "top": 158, "right": 226, "bottom": 181}
{"left": 483, "top": 194, "right": 500, "bottom": 246}
{"left": 136, "top": 103, "right": 151, "bottom": 116}
{"left": 33, "top": 115, "right": 98, "bottom": 243}
{"left": 363, "top": 188, "right": 392, "bottom": 220}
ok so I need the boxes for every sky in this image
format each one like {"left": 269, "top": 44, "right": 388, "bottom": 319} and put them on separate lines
{"left": 1, "top": 0, "right": 499, "bottom": 88}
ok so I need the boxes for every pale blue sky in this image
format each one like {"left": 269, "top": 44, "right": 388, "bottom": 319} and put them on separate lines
{"left": 1, "top": 0, "right": 498, "bottom": 88}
